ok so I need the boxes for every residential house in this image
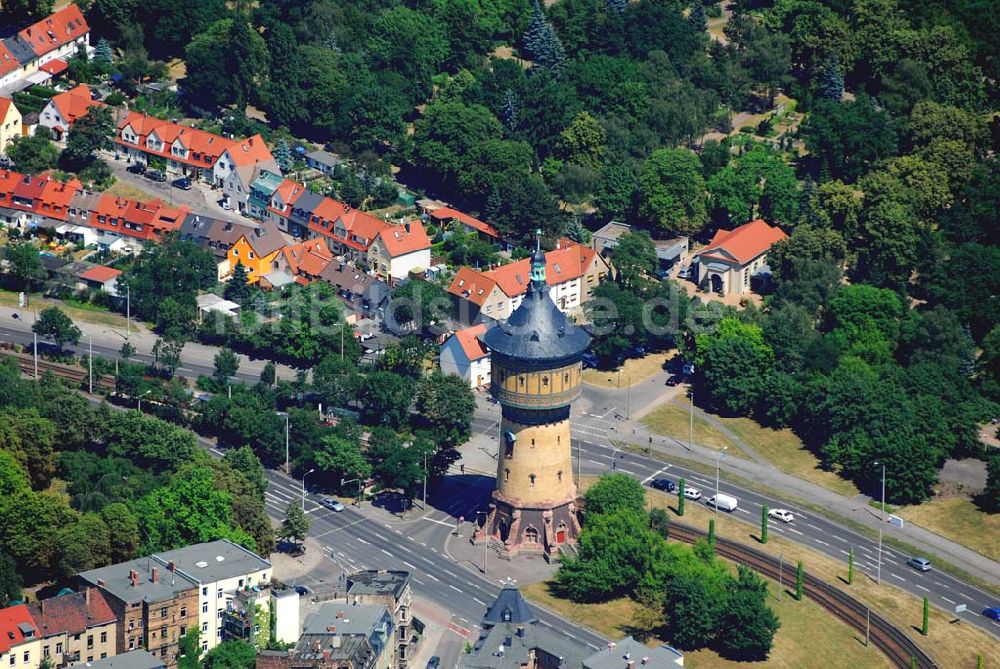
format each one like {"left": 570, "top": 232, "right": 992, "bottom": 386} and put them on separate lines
{"left": 78, "top": 561, "right": 199, "bottom": 667}
{"left": 264, "top": 178, "right": 308, "bottom": 234}
{"left": 115, "top": 112, "right": 272, "bottom": 183}
{"left": 439, "top": 324, "right": 490, "bottom": 389}
{"left": 367, "top": 221, "right": 431, "bottom": 284}
{"left": 447, "top": 241, "right": 610, "bottom": 325}
{"left": 582, "top": 638, "right": 684, "bottom": 668}
{"left": 308, "top": 200, "right": 387, "bottom": 263}
{"left": 80, "top": 650, "right": 166, "bottom": 669}
{"left": 691, "top": 219, "right": 787, "bottom": 296}
{"left": 287, "top": 190, "right": 325, "bottom": 240}
{"left": 0, "top": 171, "right": 81, "bottom": 231}
{"left": 0, "top": 4, "right": 90, "bottom": 92}
{"left": 39, "top": 84, "right": 105, "bottom": 139}
{"left": 178, "top": 214, "right": 251, "bottom": 280}
{"left": 77, "top": 265, "right": 121, "bottom": 296}
{"left": 222, "top": 161, "right": 280, "bottom": 214}
{"left": 62, "top": 190, "right": 104, "bottom": 246}
{"left": 427, "top": 207, "right": 500, "bottom": 243}
{"left": 226, "top": 220, "right": 286, "bottom": 284}
{"left": 87, "top": 196, "right": 188, "bottom": 251}
{"left": 28, "top": 588, "right": 117, "bottom": 667}
{"left": 246, "top": 170, "right": 283, "bottom": 221}
{"left": 266, "top": 238, "right": 333, "bottom": 286}
{"left": 592, "top": 220, "right": 688, "bottom": 270}
{"left": 0, "top": 98, "right": 21, "bottom": 151}
{"left": 318, "top": 261, "right": 389, "bottom": 321}
{"left": 344, "top": 571, "right": 417, "bottom": 669}
{"left": 304, "top": 149, "right": 342, "bottom": 175}
{"left": 151, "top": 540, "right": 271, "bottom": 653}
{"left": 257, "top": 602, "right": 395, "bottom": 669}
{"left": 0, "top": 605, "right": 40, "bottom": 669}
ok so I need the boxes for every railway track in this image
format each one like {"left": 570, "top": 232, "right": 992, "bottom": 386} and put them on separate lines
{"left": 4, "top": 351, "right": 116, "bottom": 390}
{"left": 669, "top": 523, "right": 937, "bottom": 669}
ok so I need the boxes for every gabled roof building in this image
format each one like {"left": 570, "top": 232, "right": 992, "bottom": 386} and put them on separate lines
{"left": 691, "top": 219, "right": 787, "bottom": 296}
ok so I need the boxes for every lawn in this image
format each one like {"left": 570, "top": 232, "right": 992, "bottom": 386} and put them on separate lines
{"left": 642, "top": 488, "right": 1000, "bottom": 668}
{"left": 897, "top": 497, "right": 1000, "bottom": 562}
{"left": 718, "top": 416, "right": 860, "bottom": 497}
{"left": 582, "top": 351, "right": 672, "bottom": 389}
{"left": 641, "top": 401, "right": 738, "bottom": 454}
{"left": 0, "top": 289, "right": 129, "bottom": 329}
{"left": 105, "top": 181, "right": 156, "bottom": 201}
{"left": 523, "top": 561, "right": 890, "bottom": 668}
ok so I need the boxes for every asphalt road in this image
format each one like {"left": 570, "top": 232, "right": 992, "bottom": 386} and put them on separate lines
{"left": 472, "top": 412, "right": 1000, "bottom": 640}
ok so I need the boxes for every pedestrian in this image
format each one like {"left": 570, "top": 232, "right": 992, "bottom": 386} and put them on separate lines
{"left": 460, "top": 463, "right": 465, "bottom": 474}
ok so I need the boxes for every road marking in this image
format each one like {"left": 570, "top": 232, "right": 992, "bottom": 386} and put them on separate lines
{"left": 473, "top": 597, "right": 485, "bottom": 606}
{"left": 586, "top": 459, "right": 602, "bottom": 465}
{"left": 933, "top": 581, "right": 946, "bottom": 588}
{"left": 787, "top": 528, "right": 804, "bottom": 536}
{"left": 210, "top": 448, "right": 223, "bottom": 455}
{"left": 831, "top": 535, "right": 846, "bottom": 543}
{"left": 815, "top": 539, "right": 829, "bottom": 547}
{"left": 421, "top": 516, "right": 455, "bottom": 527}
{"left": 839, "top": 549, "right": 849, "bottom": 556}
{"left": 616, "top": 468, "right": 636, "bottom": 475}
{"left": 806, "top": 523, "right": 822, "bottom": 531}
{"left": 564, "top": 631, "right": 579, "bottom": 641}
{"left": 380, "top": 549, "right": 392, "bottom": 556}
{"left": 449, "top": 585, "right": 461, "bottom": 593}
{"left": 357, "top": 538, "right": 370, "bottom": 545}
{"left": 915, "top": 585, "right": 930, "bottom": 592}
{"left": 736, "top": 508, "right": 751, "bottom": 515}
{"left": 890, "top": 573, "right": 905, "bottom": 582}
{"left": 941, "top": 596, "right": 955, "bottom": 605}
{"left": 403, "top": 561, "right": 416, "bottom": 569}
{"left": 426, "top": 574, "right": 440, "bottom": 582}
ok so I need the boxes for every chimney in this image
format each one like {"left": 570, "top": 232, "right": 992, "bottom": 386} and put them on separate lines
{"left": 607, "top": 642, "right": 616, "bottom": 652}
{"left": 516, "top": 626, "right": 525, "bottom": 638}
{"left": 151, "top": 567, "right": 159, "bottom": 584}
{"left": 326, "top": 625, "right": 336, "bottom": 633}
{"left": 85, "top": 588, "right": 91, "bottom": 607}
{"left": 404, "top": 222, "right": 410, "bottom": 233}
{"left": 167, "top": 561, "right": 175, "bottom": 572}
{"left": 641, "top": 658, "right": 650, "bottom": 666}
{"left": 626, "top": 662, "right": 635, "bottom": 669}
{"left": 129, "top": 570, "right": 138, "bottom": 587}
{"left": 336, "top": 610, "right": 345, "bottom": 620}
{"left": 97, "top": 579, "right": 106, "bottom": 588}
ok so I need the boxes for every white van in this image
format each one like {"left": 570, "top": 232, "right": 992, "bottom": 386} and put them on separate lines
{"left": 707, "top": 493, "right": 738, "bottom": 512}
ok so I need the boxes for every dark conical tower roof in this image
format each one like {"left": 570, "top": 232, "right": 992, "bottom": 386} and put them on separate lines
{"left": 482, "top": 585, "right": 537, "bottom": 626}
{"left": 483, "top": 233, "right": 590, "bottom": 364}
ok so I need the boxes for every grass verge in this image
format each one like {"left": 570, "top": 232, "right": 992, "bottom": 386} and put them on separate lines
{"left": 0, "top": 289, "right": 129, "bottom": 328}
{"left": 105, "top": 181, "right": 156, "bottom": 201}
{"left": 897, "top": 497, "right": 1000, "bottom": 563}
{"left": 582, "top": 352, "right": 672, "bottom": 389}
{"left": 640, "top": 402, "right": 738, "bottom": 454}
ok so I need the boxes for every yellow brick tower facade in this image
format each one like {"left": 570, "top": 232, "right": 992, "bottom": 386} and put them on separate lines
{"left": 476, "top": 234, "right": 590, "bottom": 560}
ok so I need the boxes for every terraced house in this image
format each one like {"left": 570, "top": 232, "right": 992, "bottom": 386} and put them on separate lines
{"left": 0, "top": 4, "right": 90, "bottom": 93}
{"left": 27, "top": 589, "right": 117, "bottom": 667}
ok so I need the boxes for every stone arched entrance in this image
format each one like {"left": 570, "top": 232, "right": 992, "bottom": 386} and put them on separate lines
{"left": 710, "top": 273, "right": 724, "bottom": 293}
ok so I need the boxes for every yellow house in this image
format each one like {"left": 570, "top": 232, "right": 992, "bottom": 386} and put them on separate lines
{"left": 227, "top": 220, "right": 286, "bottom": 284}
{"left": 0, "top": 604, "right": 42, "bottom": 669}
{"left": 0, "top": 98, "right": 22, "bottom": 152}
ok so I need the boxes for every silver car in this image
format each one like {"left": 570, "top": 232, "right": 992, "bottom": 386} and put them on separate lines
{"left": 321, "top": 497, "right": 345, "bottom": 512}
{"left": 683, "top": 487, "right": 702, "bottom": 501}
{"left": 907, "top": 556, "right": 931, "bottom": 572}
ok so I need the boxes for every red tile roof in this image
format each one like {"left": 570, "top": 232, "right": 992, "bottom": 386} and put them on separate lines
{"left": 447, "top": 267, "right": 498, "bottom": 307}
{"left": 115, "top": 113, "right": 272, "bottom": 171}
{"left": 375, "top": 220, "right": 430, "bottom": 258}
{"left": 89, "top": 195, "right": 188, "bottom": 241}
{"left": 225, "top": 135, "right": 273, "bottom": 168}
{"left": 48, "top": 84, "right": 105, "bottom": 126}
{"left": 697, "top": 219, "right": 788, "bottom": 266}
{"left": 39, "top": 58, "right": 67, "bottom": 75}
{"left": 0, "top": 98, "right": 12, "bottom": 121}
{"left": 0, "top": 605, "right": 36, "bottom": 654}
{"left": 281, "top": 239, "right": 333, "bottom": 279}
{"left": 267, "top": 179, "right": 308, "bottom": 218}
{"left": 0, "top": 44, "right": 19, "bottom": 78}
{"left": 16, "top": 4, "right": 89, "bottom": 59}
{"left": 78, "top": 265, "right": 121, "bottom": 283}
{"left": 27, "top": 589, "right": 116, "bottom": 638}
{"left": 308, "top": 200, "right": 388, "bottom": 252}
{"left": 429, "top": 207, "right": 499, "bottom": 239}
{"left": 0, "top": 172, "right": 80, "bottom": 221}
{"left": 452, "top": 324, "right": 489, "bottom": 362}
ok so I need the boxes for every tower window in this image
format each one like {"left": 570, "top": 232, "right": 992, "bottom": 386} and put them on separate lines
{"left": 519, "top": 375, "right": 525, "bottom": 386}
{"left": 564, "top": 373, "right": 569, "bottom": 383}
{"left": 531, "top": 438, "right": 535, "bottom": 447}
{"left": 542, "top": 375, "right": 549, "bottom": 386}
{"left": 557, "top": 435, "right": 560, "bottom": 444}
{"left": 504, "top": 469, "right": 510, "bottom": 482}
{"left": 557, "top": 471, "right": 563, "bottom": 482}
{"left": 529, "top": 474, "right": 536, "bottom": 486}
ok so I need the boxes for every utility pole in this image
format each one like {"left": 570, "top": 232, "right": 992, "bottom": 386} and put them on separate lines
{"left": 875, "top": 461, "right": 885, "bottom": 584}
{"left": 714, "top": 447, "right": 727, "bottom": 513}
{"left": 778, "top": 553, "right": 783, "bottom": 601}
{"left": 302, "top": 468, "right": 315, "bottom": 511}
{"left": 422, "top": 452, "right": 428, "bottom": 511}
{"left": 88, "top": 336, "right": 93, "bottom": 393}
{"left": 33, "top": 332, "right": 38, "bottom": 379}
{"left": 689, "top": 386, "right": 694, "bottom": 450}
{"left": 126, "top": 285, "right": 131, "bottom": 338}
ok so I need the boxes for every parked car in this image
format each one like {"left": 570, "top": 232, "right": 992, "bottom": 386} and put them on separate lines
{"left": 127, "top": 162, "right": 146, "bottom": 175}
{"left": 768, "top": 508, "right": 794, "bottom": 523}
{"left": 172, "top": 176, "right": 192, "bottom": 190}
{"left": 294, "top": 585, "right": 311, "bottom": 597}
{"left": 677, "top": 266, "right": 691, "bottom": 279}
{"left": 426, "top": 657, "right": 441, "bottom": 669}
{"left": 682, "top": 362, "right": 696, "bottom": 376}
{"left": 683, "top": 487, "right": 702, "bottom": 501}
{"left": 982, "top": 607, "right": 1000, "bottom": 621}
{"left": 907, "top": 556, "right": 932, "bottom": 572}
{"left": 320, "top": 497, "right": 345, "bottom": 512}
{"left": 145, "top": 169, "right": 167, "bottom": 182}
{"left": 666, "top": 374, "right": 684, "bottom": 387}
{"left": 581, "top": 351, "right": 599, "bottom": 369}
{"left": 650, "top": 478, "right": 676, "bottom": 493}
{"left": 706, "top": 493, "right": 738, "bottom": 512}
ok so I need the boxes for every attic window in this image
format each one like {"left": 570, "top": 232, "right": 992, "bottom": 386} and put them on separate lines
{"left": 554, "top": 263, "right": 561, "bottom": 273}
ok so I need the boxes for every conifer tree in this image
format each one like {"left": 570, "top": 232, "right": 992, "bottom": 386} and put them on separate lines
{"left": 606, "top": 0, "right": 627, "bottom": 15}
{"left": 689, "top": 2, "right": 708, "bottom": 33}
{"left": 818, "top": 54, "right": 844, "bottom": 102}
{"left": 522, "top": 0, "right": 548, "bottom": 59}
{"left": 274, "top": 139, "right": 293, "bottom": 173}
{"left": 94, "top": 38, "right": 113, "bottom": 65}
{"left": 502, "top": 89, "right": 519, "bottom": 133}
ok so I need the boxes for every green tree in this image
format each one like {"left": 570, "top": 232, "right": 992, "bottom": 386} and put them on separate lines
{"left": 177, "top": 627, "right": 201, "bottom": 669}
{"left": 848, "top": 546, "right": 854, "bottom": 584}
{"left": 662, "top": 550, "right": 731, "bottom": 649}
{"left": 32, "top": 307, "right": 82, "bottom": 350}
{"left": 367, "top": 428, "right": 426, "bottom": 493}
{"left": 119, "top": 233, "right": 216, "bottom": 323}
{"left": 760, "top": 504, "right": 768, "bottom": 544}
{"left": 689, "top": 2, "right": 707, "bottom": 33}
{"left": 556, "top": 112, "right": 606, "bottom": 167}
{"left": 260, "top": 361, "right": 277, "bottom": 387}
{"left": 55, "top": 512, "right": 111, "bottom": 577}
{"left": 649, "top": 507, "right": 669, "bottom": 537}
{"left": 279, "top": 501, "right": 309, "bottom": 547}
{"left": 584, "top": 473, "right": 646, "bottom": 516}
{"left": 222, "top": 446, "right": 268, "bottom": 499}
{"left": 230, "top": 13, "right": 268, "bottom": 111}
{"left": 718, "top": 565, "right": 781, "bottom": 660}
{"left": 984, "top": 453, "right": 1000, "bottom": 512}
{"left": 594, "top": 163, "right": 636, "bottom": 222}
{"left": 3, "top": 242, "right": 45, "bottom": 291}
{"left": 94, "top": 38, "right": 114, "bottom": 65}
{"left": 695, "top": 318, "right": 775, "bottom": 415}
{"left": 637, "top": 148, "right": 708, "bottom": 235}
{"left": 795, "top": 560, "right": 803, "bottom": 600}
{"left": 313, "top": 433, "right": 371, "bottom": 486}
{"left": 213, "top": 348, "right": 240, "bottom": 385}
{"left": 818, "top": 53, "right": 845, "bottom": 102}
{"left": 100, "top": 502, "right": 140, "bottom": 563}
{"left": 105, "top": 410, "right": 197, "bottom": 471}
{"left": 389, "top": 280, "right": 451, "bottom": 331}
{"left": 708, "top": 146, "right": 799, "bottom": 224}
{"left": 225, "top": 262, "right": 253, "bottom": 305}
{"left": 61, "top": 106, "right": 115, "bottom": 170}
{"left": 359, "top": 371, "right": 414, "bottom": 429}
{"left": 273, "top": 139, "right": 293, "bottom": 173}
{"left": 369, "top": 7, "right": 449, "bottom": 100}
{"left": 0, "top": 552, "right": 21, "bottom": 605}
{"left": 414, "top": 371, "right": 476, "bottom": 449}
{"left": 800, "top": 97, "right": 897, "bottom": 183}
{"left": 611, "top": 230, "right": 658, "bottom": 290}
{"left": 7, "top": 133, "right": 58, "bottom": 175}
{"left": 678, "top": 478, "right": 686, "bottom": 516}
{"left": 203, "top": 641, "right": 256, "bottom": 669}
{"left": 151, "top": 333, "right": 185, "bottom": 377}
{"left": 1, "top": 0, "right": 53, "bottom": 22}
{"left": 922, "top": 595, "right": 929, "bottom": 636}
{"left": 708, "top": 518, "right": 715, "bottom": 546}
{"left": 413, "top": 101, "right": 502, "bottom": 188}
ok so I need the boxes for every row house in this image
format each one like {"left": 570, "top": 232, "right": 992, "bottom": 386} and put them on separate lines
{"left": 0, "top": 170, "right": 80, "bottom": 230}
{"left": 267, "top": 238, "right": 334, "bottom": 286}
{"left": 0, "top": 98, "right": 22, "bottom": 151}
{"left": 426, "top": 206, "right": 500, "bottom": 244}
{"left": 27, "top": 588, "right": 117, "bottom": 667}
{"left": 87, "top": 195, "right": 188, "bottom": 252}
{"left": 0, "top": 4, "right": 90, "bottom": 92}
{"left": 286, "top": 190, "right": 326, "bottom": 240}
{"left": 439, "top": 324, "right": 491, "bottom": 389}
{"left": 307, "top": 200, "right": 388, "bottom": 263}
{"left": 222, "top": 162, "right": 278, "bottom": 215}
{"left": 447, "top": 240, "right": 610, "bottom": 325}
{"left": 367, "top": 220, "right": 431, "bottom": 284}
{"left": 39, "top": 84, "right": 105, "bottom": 139}
{"left": 115, "top": 112, "right": 273, "bottom": 184}
{"left": 264, "top": 178, "right": 308, "bottom": 235}
{"left": 258, "top": 603, "right": 395, "bottom": 669}
{"left": 179, "top": 214, "right": 263, "bottom": 281}
{"left": 318, "top": 261, "right": 390, "bottom": 321}
{"left": 225, "top": 219, "right": 286, "bottom": 284}
{"left": 0, "top": 606, "right": 39, "bottom": 669}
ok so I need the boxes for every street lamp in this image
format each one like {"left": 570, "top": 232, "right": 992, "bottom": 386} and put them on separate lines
{"left": 874, "top": 461, "right": 886, "bottom": 584}
{"left": 341, "top": 477, "right": 363, "bottom": 506}
{"left": 422, "top": 452, "right": 428, "bottom": 511}
{"left": 611, "top": 445, "right": 622, "bottom": 470}
{"left": 277, "top": 411, "right": 290, "bottom": 474}
{"left": 301, "top": 468, "right": 315, "bottom": 511}
{"left": 137, "top": 389, "right": 151, "bottom": 412}
{"left": 714, "top": 446, "right": 728, "bottom": 513}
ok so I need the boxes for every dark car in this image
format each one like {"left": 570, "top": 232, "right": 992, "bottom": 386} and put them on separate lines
{"left": 666, "top": 374, "right": 683, "bottom": 387}
{"left": 127, "top": 162, "right": 146, "bottom": 175}
{"left": 172, "top": 176, "right": 192, "bottom": 190}
{"left": 983, "top": 607, "right": 1000, "bottom": 621}
{"left": 145, "top": 169, "right": 167, "bottom": 182}
{"left": 294, "top": 585, "right": 311, "bottom": 597}
{"left": 426, "top": 658, "right": 440, "bottom": 669}
{"left": 581, "top": 351, "right": 599, "bottom": 369}
{"left": 650, "top": 478, "right": 676, "bottom": 493}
